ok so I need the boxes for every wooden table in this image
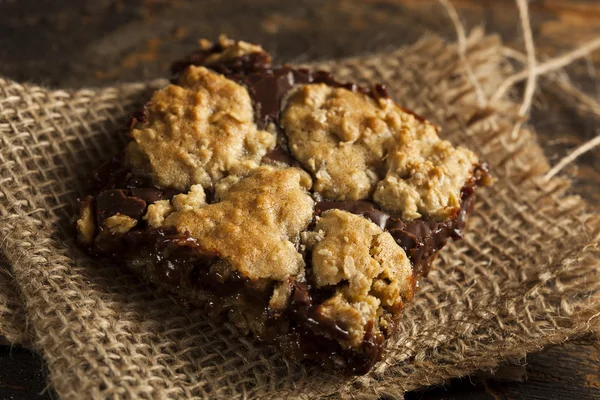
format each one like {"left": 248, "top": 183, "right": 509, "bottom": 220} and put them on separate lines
{"left": 1, "top": 1, "right": 599, "bottom": 398}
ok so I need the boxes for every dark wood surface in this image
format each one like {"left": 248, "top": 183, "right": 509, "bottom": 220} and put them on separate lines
{"left": 1, "top": 1, "right": 599, "bottom": 399}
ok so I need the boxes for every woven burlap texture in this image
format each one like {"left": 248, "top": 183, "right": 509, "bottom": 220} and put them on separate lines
{"left": 0, "top": 257, "right": 31, "bottom": 346}
{"left": 1, "top": 30, "right": 599, "bottom": 399}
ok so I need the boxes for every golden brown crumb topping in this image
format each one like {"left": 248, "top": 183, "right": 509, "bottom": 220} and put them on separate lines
{"left": 76, "top": 197, "right": 95, "bottom": 245}
{"left": 199, "top": 34, "right": 266, "bottom": 65}
{"left": 125, "top": 65, "right": 276, "bottom": 190}
{"left": 302, "top": 210, "right": 413, "bottom": 346}
{"left": 144, "top": 166, "right": 314, "bottom": 281}
{"left": 281, "top": 83, "right": 479, "bottom": 220}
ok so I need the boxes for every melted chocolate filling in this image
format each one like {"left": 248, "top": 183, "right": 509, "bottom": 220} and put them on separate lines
{"left": 285, "top": 281, "right": 385, "bottom": 375}
{"left": 95, "top": 189, "right": 146, "bottom": 222}
{"left": 230, "top": 66, "right": 390, "bottom": 129}
{"left": 170, "top": 43, "right": 392, "bottom": 130}
{"left": 261, "top": 146, "right": 299, "bottom": 166}
{"left": 79, "top": 42, "right": 490, "bottom": 375}
{"left": 314, "top": 165, "right": 487, "bottom": 277}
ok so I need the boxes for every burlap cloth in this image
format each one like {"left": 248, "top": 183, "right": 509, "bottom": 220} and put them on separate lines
{"left": 1, "top": 30, "right": 599, "bottom": 399}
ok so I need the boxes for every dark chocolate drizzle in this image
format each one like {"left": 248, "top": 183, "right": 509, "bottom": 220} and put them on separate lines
{"left": 78, "top": 40, "right": 491, "bottom": 376}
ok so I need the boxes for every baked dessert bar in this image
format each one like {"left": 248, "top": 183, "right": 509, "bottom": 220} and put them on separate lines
{"left": 76, "top": 36, "right": 491, "bottom": 374}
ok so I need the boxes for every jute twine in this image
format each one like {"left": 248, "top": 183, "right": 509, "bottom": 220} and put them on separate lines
{"left": 1, "top": 27, "right": 599, "bottom": 399}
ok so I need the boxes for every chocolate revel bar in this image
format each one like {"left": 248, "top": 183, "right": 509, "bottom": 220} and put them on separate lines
{"left": 76, "top": 36, "right": 491, "bottom": 374}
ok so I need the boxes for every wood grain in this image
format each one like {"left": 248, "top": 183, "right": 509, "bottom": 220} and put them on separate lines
{"left": 0, "top": 1, "right": 598, "bottom": 399}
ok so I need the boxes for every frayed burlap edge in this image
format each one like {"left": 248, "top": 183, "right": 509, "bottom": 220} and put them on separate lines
{"left": 0, "top": 29, "right": 599, "bottom": 399}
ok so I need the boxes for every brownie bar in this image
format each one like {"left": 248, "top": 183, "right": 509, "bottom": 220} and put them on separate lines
{"left": 76, "top": 35, "right": 491, "bottom": 375}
